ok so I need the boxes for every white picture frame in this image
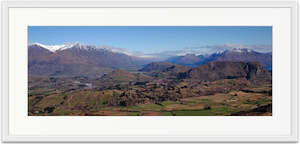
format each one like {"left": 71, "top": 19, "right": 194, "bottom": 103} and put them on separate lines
{"left": 1, "top": 0, "right": 298, "bottom": 143}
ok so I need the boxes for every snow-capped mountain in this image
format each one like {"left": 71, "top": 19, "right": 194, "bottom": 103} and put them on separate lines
{"left": 166, "top": 48, "right": 272, "bottom": 70}
{"left": 28, "top": 42, "right": 154, "bottom": 77}
{"left": 152, "top": 43, "right": 271, "bottom": 58}
{"left": 220, "top": 48, "right": 254, "bottom": 53}
{"left": 31, "top": 43, "right": 75, "bottom": 52}
{"left": 29, "top": 42, "right": 155, "bottom": 58}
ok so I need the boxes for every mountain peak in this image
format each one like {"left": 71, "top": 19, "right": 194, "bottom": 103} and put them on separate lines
{"left": 29, "top": 42, "right": 83, "bottom": 52}
{"left": 30, "top": 42, "right": 67, "bottom": 52}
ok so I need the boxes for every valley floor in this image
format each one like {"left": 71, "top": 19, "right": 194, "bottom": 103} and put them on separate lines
{"left": 28, "top": 75, "right": 272, "bottom": 116}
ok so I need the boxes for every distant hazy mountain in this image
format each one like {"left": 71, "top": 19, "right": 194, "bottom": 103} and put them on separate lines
{"left": 166, "top": 48, "right": 272, "bottom": 70}
{"left": 166, "top": 54, "right": 207, "bottom": 67}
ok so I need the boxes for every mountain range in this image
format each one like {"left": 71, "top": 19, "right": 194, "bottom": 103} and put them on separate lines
{"left": 28, "top": 43, "right": 272, "bottom": 116}
{"left": 28, "top": 42, "right": 272, "bottom": 77}
{"left": 28, "top": 43, "right": 152, "bottom": 77}
{"left": 166, "top": 48, "right": 272, "bottom": 70}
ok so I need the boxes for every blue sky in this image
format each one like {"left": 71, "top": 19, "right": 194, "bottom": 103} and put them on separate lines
{"left": 28, "top": 26, "right": 272, "bottom": 54}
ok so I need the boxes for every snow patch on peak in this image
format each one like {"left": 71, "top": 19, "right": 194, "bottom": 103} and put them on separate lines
{"left": 57, "top": 42, "right": 81, "bottom": 51}
{"left": 231, "top": 48, "right": 243, "bottom": 53}
{"left": 214, "top": 48, "right": 254, "bottom": 54}
{"left": 229, "top": 48, "right": 253, "bottom": 53}
{"left": 30, "top": 42, "right": 83, "bottom": 52}
{"left": 31, "top": 43, "right": 67, "bottom": 52}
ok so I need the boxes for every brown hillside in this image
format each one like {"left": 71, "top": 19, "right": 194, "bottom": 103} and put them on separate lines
{"left": 184, "top": 61, "right": 271, "bottom": 83}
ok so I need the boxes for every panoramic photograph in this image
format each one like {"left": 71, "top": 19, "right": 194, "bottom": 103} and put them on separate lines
{"left": 28, "top": 26, "right": 272, "bottom": 116}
